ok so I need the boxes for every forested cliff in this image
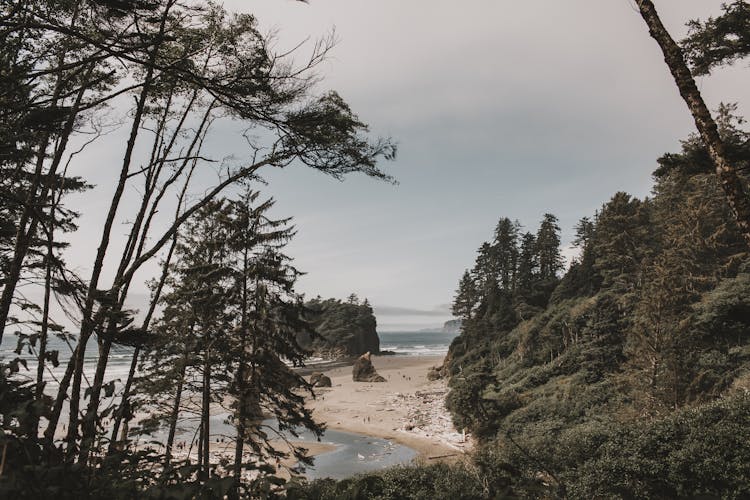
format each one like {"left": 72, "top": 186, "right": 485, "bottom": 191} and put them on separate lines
{"left": 293, "top": 108, "right": 750, "bottom": 500}
{"left": 298, "top": 295, "right": 380, "bottom": 358}
{"left": 441, "top": 109, "right": 750, "bottom": 497}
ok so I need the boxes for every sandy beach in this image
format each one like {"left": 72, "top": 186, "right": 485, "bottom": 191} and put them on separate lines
{"left": 41, "top": 353, "right": 468, "bottom": 480}
{"left": 306, "top": 354, "right": 471, "bottom": 461}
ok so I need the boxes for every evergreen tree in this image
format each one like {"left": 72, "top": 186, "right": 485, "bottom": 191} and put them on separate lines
{"left": 472, "top": 242, "right": 497, "bottom": 293}
{"left": 550, "top": 216, "right": 601, "bottom": 302}
{"left": 136, "top": 192, "right": 320, "bottom": 491}
{"left": 452, "top": 270, "right": 478, "bottom": 321}
{"left": 224, "top": 190, "right": 320, "bottom": 490}
{"left": 492, "top": 218, "right": 520, "bottom": 291}
{"left": 592, "top": 192, "right": 654, "bottom": 292}
{"left": 534, "top": 213, "right": 563, "bottom": 281}
{"left": 681, "top": 1, "right": 750, "bottom": 77}
{"left": 173, "top": 199, "right": 234, "bottom": 480}
{"left": 515, "top": 232, "right": 537, "bottom": 297}
{"left": 632, "top": 114, "right": 748, "bottom": 408}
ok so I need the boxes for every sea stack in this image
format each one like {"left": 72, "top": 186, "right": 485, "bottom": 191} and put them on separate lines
{"left": 352, "top": 352, "right": 386, "bottom": 382}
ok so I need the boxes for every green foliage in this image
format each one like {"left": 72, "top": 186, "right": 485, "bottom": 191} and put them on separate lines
{"left": 570, "top": 395, "right": 750, "bottom": 499}
{"left": 285, "top": 461, "right": 515, "bottom": 500}
{"left": 452, "top": 270, "right": 478, "bottom": 320}
{"left": 591, "top": 191, "right": 654, "bottom": 292}
{"left": 534, "top": 213, "right": 563, "bottom": 281}
{"left": 134, "top": 191, "right": 321, "bottom": 482}
{"left": 692, "top": 272, "right": 750, "bottom": 344}
{"left": 682, "top": 1, "right": 750, "bottom": 76}
{"left": 443, "top": 116, "right": 750, "bottom": 499}
{"left": 446, "top": 366, "right": 498, "bottom": 435}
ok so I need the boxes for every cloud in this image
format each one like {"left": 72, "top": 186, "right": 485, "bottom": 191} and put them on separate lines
{"left": 374, "top": 304, "right": 452, "bottom": 317}
{"left": 52, "top": 0, "right": 745, "bottom": 333}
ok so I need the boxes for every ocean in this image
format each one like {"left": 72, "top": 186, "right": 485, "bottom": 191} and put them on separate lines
{"left": 1, "top": 330, "right": 458, "bottom": 386}
{"left": 378, "top": 330, "right": 457, "bottom": 357}
{"left": 0, "top": 335, "right": 134, "bottom": 388}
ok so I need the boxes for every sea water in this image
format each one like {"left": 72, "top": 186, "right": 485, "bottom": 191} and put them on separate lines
{"left": 379, "top": 330, "right": 458, "bottom": 357}
{"left": 0, "top": 330, "right": 459, "bottom": 386}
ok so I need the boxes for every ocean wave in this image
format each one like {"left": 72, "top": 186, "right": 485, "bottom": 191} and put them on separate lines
{"left": 380, "top": 344, "right": 449, "bottom": 356}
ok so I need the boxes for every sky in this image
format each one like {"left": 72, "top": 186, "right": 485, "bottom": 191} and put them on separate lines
{"left": 207, "top": 0, "right": 748, "bottom": 330}
{"left": 58, "top": 1, "right": 750, "bottom": 332}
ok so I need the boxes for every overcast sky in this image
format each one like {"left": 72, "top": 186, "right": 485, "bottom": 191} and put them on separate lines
{"left": 58, "top": 1, "right": 750, "bottom": 332}
{"left": 206, "top": 1, "right": 747, "bottom": 330}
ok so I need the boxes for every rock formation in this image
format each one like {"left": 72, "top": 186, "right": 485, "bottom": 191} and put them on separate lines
{"left": 442, "top": 318, "right": 462, "bottom": 334}
{"left": 352, "top": 352, "right": 386, "bottom": 382}
{"left": 298, "top": 297, "right": 380, "bottom": 358}
{"left": 309, "top": 372, "right": 332, "bottom": 387}
{"left": 427, "top": 366, "right": 443, "bottom": 381}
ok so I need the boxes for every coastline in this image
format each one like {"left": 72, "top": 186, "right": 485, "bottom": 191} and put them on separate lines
{"left": 306, "top": 354, "right": 471, "bottom": 462}
{"left": 34, "top": 352, "right": 467, "bottom": 478}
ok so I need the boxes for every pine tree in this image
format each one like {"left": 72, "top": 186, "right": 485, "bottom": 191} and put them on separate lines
{"left": 472, "top": 242, "right": 497, "bottom": 293}
{"left": 492, "top": 218, "right": 520, "bottom": 292}
{"left": 534, "top": 213, "right": 563, "bottom": 281}
{"left": 592, "top": 193, "right": 654, "bottom": 292}
{"left": 681, "top": 1, "right": 750, "bottom": 78}
{"left": 515, "top": 232, "right": 537, "bottom": 297}
{"left": 136, "top": 192, "right": 321, "bottom": 491}
{"left": 632, "top": 114, "right": 748, "bottom": 408}
{"left": 224, "top": 190, "right": 320, "bottom": 491}
{"left": 452, "top": 270, "right": 478, "bottom": 321}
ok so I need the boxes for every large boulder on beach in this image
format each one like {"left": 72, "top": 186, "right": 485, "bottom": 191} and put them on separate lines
{"left": 310, "top": 372, "right": 332, "bottom": 387}
{"left": 427, "top": 366, "right": 443, "bottom": 381}
{"left": 352, "top": 352, "right": 386, "bottom": 382}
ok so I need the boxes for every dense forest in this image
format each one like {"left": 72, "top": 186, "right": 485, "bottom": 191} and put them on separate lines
{"left": 441, "top": 108, "right": 750, "bottom": 497}
{"left": 3, "top": 0, "right": 750, "bottom": 499}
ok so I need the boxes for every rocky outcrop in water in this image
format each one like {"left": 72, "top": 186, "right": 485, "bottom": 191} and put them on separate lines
{"left": 352, "top": 352, "right": 386, "bottom": 382}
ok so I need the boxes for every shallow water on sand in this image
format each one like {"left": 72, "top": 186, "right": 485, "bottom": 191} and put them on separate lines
{"left": 150, "top": 414, "right": 417, "bottom": 479}
{"left": 299, "top": 428, "right": 417, "bottom": 479}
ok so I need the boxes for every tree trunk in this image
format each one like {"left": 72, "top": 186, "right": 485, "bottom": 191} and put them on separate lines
{"left": 200, "top": 337, "right": 211, "bottom": 482}
{"left": 165, "top": 355, "right": 187, "bottom": 468}
{"left": 107, "top": 344, "right": 139, "bottom": 454}
{"left": 43, "top": 350, "right": 76, "bottom": 443}
{"left": 197, "top": 420, "right": 204, "bottom": 473}
{"left": 63, "top": 17, "right": 163, "bottom": 458}
{"left": 108, "top": 203, "right": 184, "bottom": 453}
{"left": 78, "top": 326, "right": 115, "bottom": 460}
{"left": 31, "top": 206, "right": 56, "bottom": 437}
{"left": 233, "top": 244, "right": 250, "bottom": 494}
{"left": 635, "top": 0, "right": 750, "bottom": 248}
{"left": 83, "top": 92, "right": 210, "bottom": 456}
